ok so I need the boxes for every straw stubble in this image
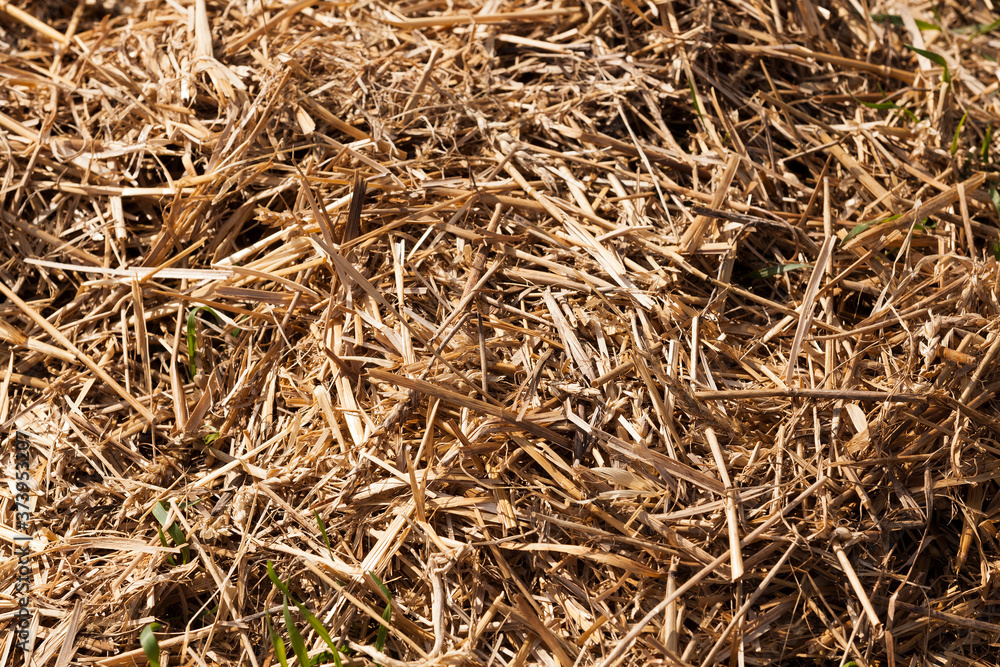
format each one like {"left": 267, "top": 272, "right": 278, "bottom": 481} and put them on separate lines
{"left": 2, "top": 0, "right": 999, "bottom": 665}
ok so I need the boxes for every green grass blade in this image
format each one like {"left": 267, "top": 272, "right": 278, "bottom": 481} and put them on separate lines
{"left": 368, "top": 572, "right": 393, "bottom": 654}
{"left": 155, "top": 525, "right": 175, "bottom": 566}
{"left": 857, "top": 98, "right": 899, "bottom": 111}
{"left": 850, "top": 93, "right": 918, "bottom": 123}
{"left": 951, "top": 110, "right": 969, "bottom": 155}
{"left": 139, "top": 623, "right": 162, "bottom": 667}
{"left": 315, "top": 511, "right": 335, "bottom": 560}
{"left": 186, "top": 306, "right": 223, "bottom": 376}
{"left": 688, "top": 77, "right": 702, "bottom": 119}
{"left": 267, "top": 562, "right": 340, "bottom": 655}
{"left": 843, "top": 214, "right": 901, "bottom": 243}
{"left": 267, "top": 614, "right": 290, "bottom": 667}
{"left": 151, "top": 500, "right": 170, "bottom": 525}
{"left": 312, "top": 652, "right": 336, "bottom": 666}
{"left": 742, "top": 263, "right": 813, "bottom": 281}
{"left": 904, "top": 44, "right": 950, "bottom": 83}
{"left": 871, "top": 14, "right": 939, "bottom": 30}
{"left": 195, "top": 604, "right": 219, "bottom": 621}
{"left": 376, "top": 603, "right": 391, "bottom": 654}
{"left": 168, "top": 524, "right": 189, "bottom": 564}
{"left": 955, "top": 18, "right": 1000, "bottom": 36}
{"left": 368, "top": 572, "right": 392, "bottom": 601}
{"left": 152, "top": 501, "right": 189, "bottom": 565}
{"left": 186, "top": 309, "right": 200, "bottom": 375}
{"left": 283, "top": 596, "right": 312, "bottom": 667}
{"left": 982, "top": 125, "right": 992, "bottom": 162}
{"left": 989, "top": 187, "right": 1000, "bottom": 260}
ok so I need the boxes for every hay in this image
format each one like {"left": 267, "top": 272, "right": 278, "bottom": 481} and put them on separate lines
{"left": 2, "top": 0, "right": 1000, "bottom": 665}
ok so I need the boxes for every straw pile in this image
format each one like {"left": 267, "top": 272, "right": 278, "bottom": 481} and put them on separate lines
{"left": 2, "top": 0, "right": 1000, "bottom": 664}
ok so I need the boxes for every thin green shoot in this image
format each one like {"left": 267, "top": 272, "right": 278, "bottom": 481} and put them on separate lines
{"left": 688, "top": 77, "right": 702, "bottom": 119}
{"left": 266, "top": 562, "right": 342, "bottom": 658}
{"left": 850, "top": 93, "right": 918, "bottom": 123}
{"left": 951, "top": 110, "right": 969, "bottom": 155}
{"left": 283, "top": 596, "right": 311, "bottom": 667}
{"left": 741, "top": 263, "right": 813, "bottom": 281}
{"left": 186, "top": 306, "right": 224, "bottom": 376}
{"left": 315, "top": 511, "right": 336, "bottom": 560}
{"left": 266, "top": 613, "right": 290, "bottom": 667}
{"left": 843, "top": 214, "right": 902, "bottom": 243}
{"left": 193, "top": 603, "right": 220, "bottom": 621}
{"left": 140, "top": 623, "right": 162, "bottom": 667}
{"left": 232, "top": 314, "right": 248, "bottom": 338}
{"left": 954, "top": 18, "right": 1000, "bottom": 36}
{"left": 982, "top": 125, "right": 992, "bottom": 162}
{"left": 367, "top": 571, "right": 393, "bottom": 657}
{"left": 870, "top": 14, "right": 940, "bottom": 31}
{"left": 904, "top": 44, "right": 950, "bottom": 83}
{"left": 152, "top": 501, "right": 189, "bottom": 565}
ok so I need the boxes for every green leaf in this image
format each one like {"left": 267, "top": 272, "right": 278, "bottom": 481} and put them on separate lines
{"left": 315, "top": 511, "right": 335, "bottom": 560}
{"left": 857, "top": 98, "right": 899, "bottom": 111}
{"left": 982, "top": 125, "right": 992, "bottom": 162}
{"left": 151, "top": 500, "right": 170, "bottom": 526}
{"left": 267, "top": 614, "right": 290, "bottom": 667}
{"left": 283, "top": 596, "right": 311, "bottom": 667}
{"left": 742, "top": 263, "right": 813, "bottom": 281}
{"left": 843, "top": 214, "right": 901, "bottom": 243}
{"left": 312, "top": 652, "right": 335, "bottom": 666}
{"left": 368, "top": 571, "right": 392, "bottom": 604}
{"left": 152, "top": 501, "right": 189, "bottom": 565}
{"left": 170, "top": 525, "right": 189, "bottom": 564}
{"left": 195, "top": 604, "right": 219, "bottom": 621}
{"left": 139, "top": 623, "right": 162, "bottom": 667}
{"left": 951, "top": 110, "right": 969, "bottom": 155}
{"left": 186, "top": 306, "right": 223, "bottom": 376}
{"left": 376, "top": 605, "right": 391, "bottom": 654}
{"left": 204, "top": 431, "right": 220, "bottom": 445}
{"left": 688, "top": 77, "right": 702, "bottom": 119}
{"left": 267, "top": 562, "right": 341, "bottom": 656}
{"left": 955, "top": 18, "right": 1000, "bottom": 36}
{"left": 871, "top": 14, "right": 940, "bottom": 31}
{"left": 904, "top": 44, "right": 951, "bottom": 83}
{"left": 871, "top": 13, "right": 903, "bottom": 26}
{"left": 368, "top": 572, "right": 393, "bottom": 654}
{"left": 851, "top": 93, "right": 918, "bottom": 123}
{"left": 267, "top": 562, "right": 295, "bottom": 599}
{"left": 155, "top": 525, "right": 175, "bottom": 566}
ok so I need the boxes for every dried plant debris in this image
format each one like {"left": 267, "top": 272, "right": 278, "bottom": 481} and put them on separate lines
{"left": 3, "top": 0, "right": 1000, "bottom": 664}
